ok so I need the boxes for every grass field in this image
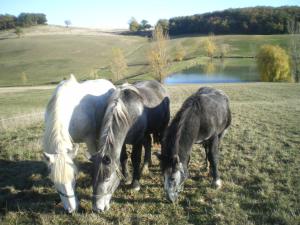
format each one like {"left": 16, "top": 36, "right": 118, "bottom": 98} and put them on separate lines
{"left": 0, "top": 83, "right": 299, "bottom": 225}
{"left": 0, "top": 25, "right": 291, "bottom": 86}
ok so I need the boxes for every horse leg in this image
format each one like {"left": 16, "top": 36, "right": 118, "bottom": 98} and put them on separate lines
{"left": 131, "top": 142, "right": 143, "bottom": 191}
{"left": 142, "top": 134, "right": 152, "bottom": 175}
{"left": 203, "top": 142, "right": 210, "bottom": 173}
{"left": 120, "top": 144, "right": 130, "bottom": 184}
{"left": 207, "top": 135, "right": 222, "bottom": 188}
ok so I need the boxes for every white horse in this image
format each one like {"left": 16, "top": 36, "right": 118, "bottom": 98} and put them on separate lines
{"left": 43, "top": 74, "right": 115, "bottom": 213}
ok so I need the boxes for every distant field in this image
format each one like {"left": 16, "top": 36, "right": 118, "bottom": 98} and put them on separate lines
{"left": 0, "top": 25, "right": 290, "bottom": 86}
{"left": 0, "top": 83, "right": 299, "bottom": 224}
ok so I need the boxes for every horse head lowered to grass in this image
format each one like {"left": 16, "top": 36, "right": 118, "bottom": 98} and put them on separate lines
{"left": 157, "top": 87, "right": 231, "bottom": 203}
{"left": 43, "top": 75, "right": 115, "bottom": 213}
{"left": 91, "top": 80, "right": 170, "bottom": 212}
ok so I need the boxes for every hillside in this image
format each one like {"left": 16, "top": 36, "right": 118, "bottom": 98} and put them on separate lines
{"left": 0, "top": 25, "right": 291, "bottom": 86}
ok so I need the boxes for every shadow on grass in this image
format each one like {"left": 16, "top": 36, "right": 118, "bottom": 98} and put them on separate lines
{"left": 0, "top": 159, "right": 60, "bottom": 214}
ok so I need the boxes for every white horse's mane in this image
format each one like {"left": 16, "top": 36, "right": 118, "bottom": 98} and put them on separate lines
{"left": 43, "top": 75, "right": 78, "bottom": 184}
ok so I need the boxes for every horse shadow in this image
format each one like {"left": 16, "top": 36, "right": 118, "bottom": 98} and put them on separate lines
{"left": 0, "top": 159, "right": 58, "bottom": 214}
{"left": 0, "top": 159, "right": 95, "bottom": 215}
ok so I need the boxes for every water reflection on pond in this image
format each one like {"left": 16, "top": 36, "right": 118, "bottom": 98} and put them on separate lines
{"left": 164, "top": 59, "right": 260, "bottom": 84}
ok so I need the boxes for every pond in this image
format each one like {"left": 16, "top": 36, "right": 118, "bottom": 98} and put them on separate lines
{"left": 164, "top": 59, "right": 260, "bottom": 84}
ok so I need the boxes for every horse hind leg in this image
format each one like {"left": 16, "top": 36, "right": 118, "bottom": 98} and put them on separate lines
{"left": 203, "top": 142, "right": 210, "bottom": 173}
{"left": 131, "top": 142, "right": 143, "bottom": 191}
{"left": 142, "top": 134, "right": 152, "bottom": 175}
{"left": 207, "top": 135, "right": 222, "bottom": 188}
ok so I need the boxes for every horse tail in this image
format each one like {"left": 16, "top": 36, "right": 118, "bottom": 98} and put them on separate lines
{"left": 43, "top": 75, "right": 77, "bottom": 154}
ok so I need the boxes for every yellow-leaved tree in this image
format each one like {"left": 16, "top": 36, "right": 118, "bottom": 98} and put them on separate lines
{"left": 256, "top": 45, "right": 291, "bottom": 82}
{"left": 110, "top": 48, "right": 127, "bottom": 83}
{"left": 202, "top": 34, "right": 217, "bottom": 58}
{"left": 147, "top": 24, "right": 169, "bottom": 83}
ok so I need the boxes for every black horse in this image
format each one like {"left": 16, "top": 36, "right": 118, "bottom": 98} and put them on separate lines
{"left": 158, "top": 87, "right": 231, "bottom": 203}
{"left": 91, "top": 80, "right": 170, "bottom": 212}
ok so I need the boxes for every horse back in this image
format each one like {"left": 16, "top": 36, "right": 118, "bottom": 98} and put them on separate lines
{"left": 134, "top": 80, "right": 170, "bottom": 134}
{"left": 195, "top": 87, "right": 231, "bottom": 141}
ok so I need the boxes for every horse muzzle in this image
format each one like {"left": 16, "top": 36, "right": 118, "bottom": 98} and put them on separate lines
{"left": 93, "top": 194, "right": 112, "bottom": 212}
{"left": 166, "top": 190, "right": 179, "bottom": 203}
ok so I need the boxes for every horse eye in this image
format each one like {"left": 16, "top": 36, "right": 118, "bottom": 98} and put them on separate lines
{"left": 102, "top": 155, "right": 111, "bottom": 165}
{"left": 170, "top": 177, "right": 175, "bottom": 182}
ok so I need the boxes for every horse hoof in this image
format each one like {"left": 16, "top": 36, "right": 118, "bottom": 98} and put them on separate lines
{"left": 212, "top": 179, "right": 222, "bottom": 189}
{"left": 130, "top": 181, "right": 141, "bottom": 191}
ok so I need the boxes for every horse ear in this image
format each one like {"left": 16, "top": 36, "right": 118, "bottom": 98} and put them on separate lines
{"left": 43, "top": 152, "right": 55, "bottom": 164}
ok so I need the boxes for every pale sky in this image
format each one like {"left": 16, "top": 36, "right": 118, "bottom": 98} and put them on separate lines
{"left": 1, "top": 0, "right": 299, "bottom": 29}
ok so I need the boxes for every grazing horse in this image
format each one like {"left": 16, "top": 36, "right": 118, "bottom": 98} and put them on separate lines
{"left": 158, "top": 87, "right": 231, "bottom": 203}
{"left": 91, "top": 80, "right": 170, "bottom": 212}
{"left": 43, "top": 75, "right": 115, "bottom": 213}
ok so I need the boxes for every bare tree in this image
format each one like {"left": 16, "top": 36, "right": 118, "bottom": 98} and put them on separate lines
{"left": 110, "top": 48, "right": 127, "bottom": 83}
{"left": 147, "top": 24, "right": 169, "bottom": 82}
{"left": 288, "top": 18, "right": 300, "bottom": 82}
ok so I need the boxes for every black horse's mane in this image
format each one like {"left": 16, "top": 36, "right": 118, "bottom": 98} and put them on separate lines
{"left": 161, "top": 92, "right": 201, "bottom": 169}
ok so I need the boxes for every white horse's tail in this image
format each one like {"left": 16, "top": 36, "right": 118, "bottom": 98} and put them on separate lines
{"left": 43, "top": 75, "right": 77, "bottom": 155}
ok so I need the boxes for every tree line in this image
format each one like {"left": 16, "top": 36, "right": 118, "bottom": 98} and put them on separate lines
{"left": 0, "top": 13, "right": 47, "bottom": 30}
{"left": 167, "top": 6, "right": 300, "bottom": 35}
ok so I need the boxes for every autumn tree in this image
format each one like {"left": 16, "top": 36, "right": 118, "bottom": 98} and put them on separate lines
{"left": 202, "top": 34, "right": 217, "bottom": 58}
{"left": 156, "top": 19, "right": 169, "bottom": 34}
{"left": 128, "top": 17, "right": 140, "bottom": 32}
{"left": 147, "top": 24, "right": 169, "bottom": 82}
{"left": 110, "top": 48, "right": 127, "bottom": 82}
{"left": 256, "top": 44, "right": 291, "bottom": 82}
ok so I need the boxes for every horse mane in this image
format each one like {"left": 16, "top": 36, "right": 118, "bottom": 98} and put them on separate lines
{"left": 43, "top": 74, "right": 78, "bottom": 183}
{"left": 162, "top": 94, "right": 200, "bottom": 162}
{"left": 49, "top": 153, "right": 78, "bottom": 184}
{"left": 98, "top": 85, "right": 141, "bottom": 155}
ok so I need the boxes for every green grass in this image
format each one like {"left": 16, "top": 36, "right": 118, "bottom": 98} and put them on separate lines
{"left": 0, "top": 83, "right": 299, "bottom": 224}
{"left": 0, "top": 26, "right": 291, "bottom": 86}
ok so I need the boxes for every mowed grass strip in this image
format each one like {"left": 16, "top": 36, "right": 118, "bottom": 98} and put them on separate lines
{"left": 0, "top": 83, "right": 299, "bottom": 224}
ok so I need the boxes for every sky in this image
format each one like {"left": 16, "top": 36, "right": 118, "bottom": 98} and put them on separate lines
{"left": 1, "top": 0, "right": 299, "bottom": 29}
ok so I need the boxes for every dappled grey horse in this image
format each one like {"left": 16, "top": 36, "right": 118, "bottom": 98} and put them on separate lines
{"left": 43, "top": 75, "right": 115, "bottom": 213}
{"left": 157, "top": 87, "right": 231, "bottom": 203}
{"left": 91, "top": 80, "right": 170, "bottom": 212}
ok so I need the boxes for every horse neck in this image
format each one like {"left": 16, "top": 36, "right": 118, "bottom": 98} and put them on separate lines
{"left": 99, "top": 97, "right": 137, "bottom": 159}
{"left": 43, "top": 80, "right": 75, "bottom": 155}
{"left": 167, "top": 104, "right": 199, "bottom": 167}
